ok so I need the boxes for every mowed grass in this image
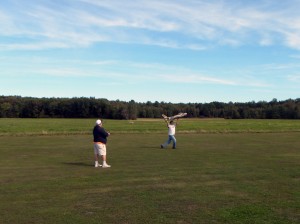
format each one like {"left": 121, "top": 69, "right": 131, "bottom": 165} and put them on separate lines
{"left": 0, "top": 119, "right": 299, "bottom": 223}
{"left": 1, "top": 118, "right": 300, "bottom": 135}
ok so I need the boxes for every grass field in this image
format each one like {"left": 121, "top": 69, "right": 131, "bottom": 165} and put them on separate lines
{"left": 1, "top": 118, "right": 300, "bottom": 135}
{"left": 0, "top": 119, "right": 299, "bottom": 223}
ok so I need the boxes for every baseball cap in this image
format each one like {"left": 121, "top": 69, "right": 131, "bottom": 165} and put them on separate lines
{"left": 95, "top": 119, "right": 102, "bottom": 125}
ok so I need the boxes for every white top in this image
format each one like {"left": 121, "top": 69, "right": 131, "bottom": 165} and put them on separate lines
{"left": 168, "top": 124, "right": 176, "bottom": 135}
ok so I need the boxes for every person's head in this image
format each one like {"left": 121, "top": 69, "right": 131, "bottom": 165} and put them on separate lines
{"left": 95, "top": 119, "right": 102, "bottom": 126}
{"left": 170, "top": 120, "right": 174, "bottom": 124}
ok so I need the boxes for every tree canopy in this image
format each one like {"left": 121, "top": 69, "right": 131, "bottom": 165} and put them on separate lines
{"left": 0, "top": 96, "right": 299, "bottom": 119}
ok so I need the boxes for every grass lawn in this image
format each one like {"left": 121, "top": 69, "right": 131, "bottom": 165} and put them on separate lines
{"left": 0, "top": 129, "right": 299, "bottom": 223}
{"left": 0, "top": 118, "right": 300, "bottom": 135}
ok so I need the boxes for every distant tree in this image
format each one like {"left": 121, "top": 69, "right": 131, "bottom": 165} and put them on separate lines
{"left": 0, "top": 102, "right": 12, "bottom": 117}
{"left": 128, "top": 100, "right": 137, "bottom": 120}
{"left": 0, "top": 95, "right": 299, "bottom": 119}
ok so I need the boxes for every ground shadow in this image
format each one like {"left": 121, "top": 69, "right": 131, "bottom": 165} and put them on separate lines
{"left": 63, "top": 162, "right": 92, "bottom": 167}
{"left": 142, "top": 145, "right": 164, "bottom": 150}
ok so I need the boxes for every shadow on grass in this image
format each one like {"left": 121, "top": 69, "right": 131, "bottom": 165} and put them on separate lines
{"left": 63, "top": 162, "right": 93, "bottom": 167}
{"left": 142, "top": 145, "right": 163, "bottom": 150}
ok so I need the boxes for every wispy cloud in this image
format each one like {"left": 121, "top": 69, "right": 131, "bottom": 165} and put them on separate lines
{"left": 0, "top": 42, "right": 70, "bottom": 50}
{"left": 1, "top": 0, "right": 300, "bottom": 51}
{"left": 160, "top": 73, "right": 236, "bottom": 85}
{"left": 288, "top": 74, "right": 300, "bottom": 83}
{"left": 262, "top": 63, "right": 300, "bottom": 70}
{"left": 28, "top": 58, "right": 271, "bottom": 87}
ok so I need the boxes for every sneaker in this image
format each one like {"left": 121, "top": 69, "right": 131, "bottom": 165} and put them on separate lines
{"left": 102, "top": 164, "right": 111, "bottom": 168}
{"left": 161, "top": 144, "right": 164, "bottom": 149}
{"left": 95, "top": 164, "right": 102, "bottom": 167}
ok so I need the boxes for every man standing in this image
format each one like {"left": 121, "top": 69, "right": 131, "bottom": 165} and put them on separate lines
{"left": 161, "top": 119, "right": 178, "bottom": 149}
{"left": 93, "top": 119, "right": 111, "bottom": 168}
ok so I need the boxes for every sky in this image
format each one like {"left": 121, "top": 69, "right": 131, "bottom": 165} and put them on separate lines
{"left": 1, "top": 0, "right": 300, "bottom": 103}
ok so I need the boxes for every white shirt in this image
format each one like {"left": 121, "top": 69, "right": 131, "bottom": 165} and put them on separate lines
{"left": 168, "top": 124, "right": 176, "bottom": 135}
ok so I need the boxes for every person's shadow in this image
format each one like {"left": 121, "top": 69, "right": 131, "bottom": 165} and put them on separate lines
{"left": 63, "top": 162, "right": 92, "bottom": 167}
{"left": 142, "top": 145, "right": 162, "bottom": 150}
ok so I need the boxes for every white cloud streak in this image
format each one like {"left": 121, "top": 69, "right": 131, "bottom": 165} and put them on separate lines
{"left": 7, "top": 57, "right": 267, "bottom": 87}
{"left": 1, "top": 0, "right": 300, "bottom": 50}
{"left": 288, "top": 74, "right": 300, "bottom": 83}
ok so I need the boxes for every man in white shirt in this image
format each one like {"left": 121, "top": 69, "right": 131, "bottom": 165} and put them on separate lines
{"left": 161, "top": 119, "right": 178, "bottom": 149}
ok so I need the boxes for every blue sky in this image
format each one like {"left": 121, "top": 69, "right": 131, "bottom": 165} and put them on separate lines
{"left": 1, "top": 0, "right": 300, "bottom": 103}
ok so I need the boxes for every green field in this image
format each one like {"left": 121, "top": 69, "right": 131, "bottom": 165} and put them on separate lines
{"left": 0, "top": 119, "right": 299, "bottom": 223}
{"left": 1, "top": 118, "right": 300, "bottom": 135}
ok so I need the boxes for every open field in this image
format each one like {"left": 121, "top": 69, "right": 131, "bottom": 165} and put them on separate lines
{"left": 0, "top": 118, "right": 300, "bottom": 135}
{"left": 0, "top": 119, "right": 299, "bottom": 223}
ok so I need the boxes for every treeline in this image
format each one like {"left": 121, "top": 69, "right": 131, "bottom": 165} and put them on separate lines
{"left": 0, "top": 96, "right": 300, "bottom": 119}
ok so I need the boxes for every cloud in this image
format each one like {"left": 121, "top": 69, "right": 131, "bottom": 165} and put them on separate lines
{"left": 0, "top": 42, "right": 70, "bottom": 50}
{"left": 160, "top": 73, "right": 236, "bottom": 85}
{"left": 284, "top": 32, "right": 300, "bottom": 50}
{"left": 1, "top": 53, "right": 264, "bottom": 87}
{"left": 1, "top": 0, "right": 300, "bottom": 51}
{"left": 262, "top": 63, "right": 300, "bottom": 70}
{"left": 288, "top": 74, "right": 300, "bottom": 83}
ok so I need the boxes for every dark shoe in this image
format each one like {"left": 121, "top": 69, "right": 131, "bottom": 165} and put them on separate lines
{"left": 161, "top": 145, "right": 164, "bottom": 148}
{"left": 172, "top": 147, "right": 176, "bottom": 149}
